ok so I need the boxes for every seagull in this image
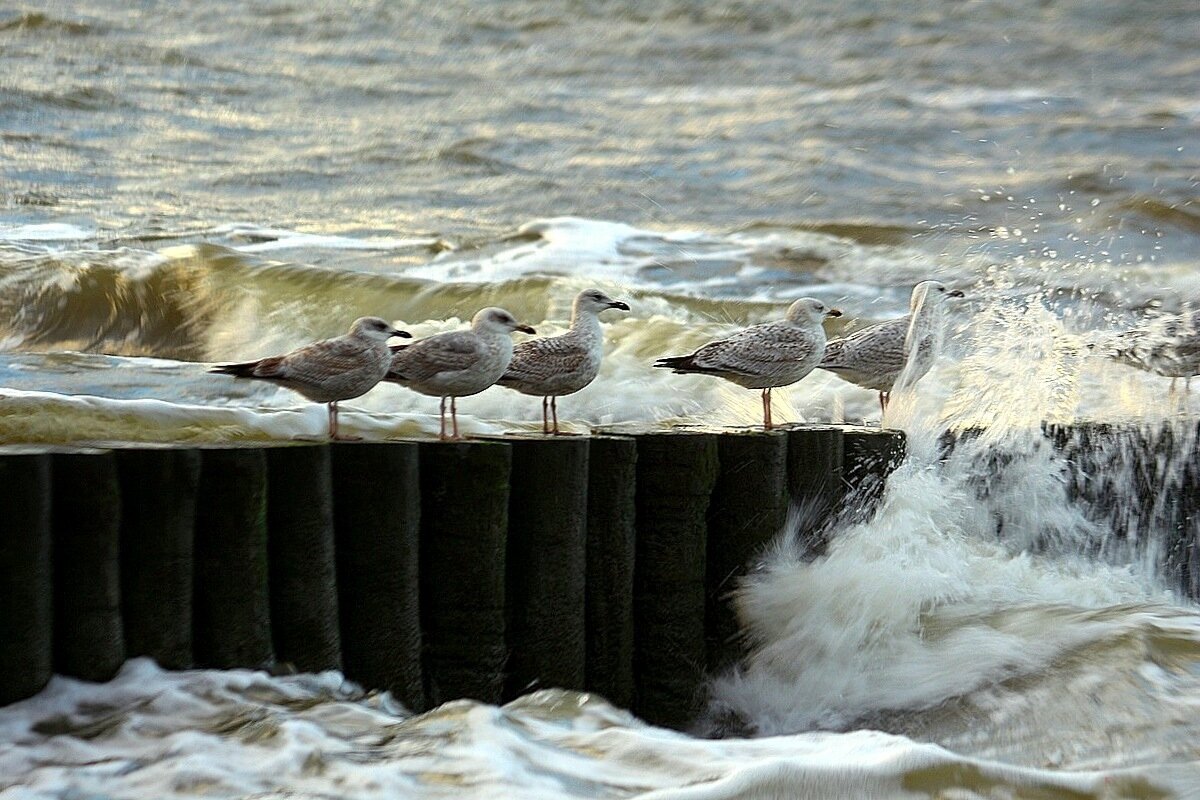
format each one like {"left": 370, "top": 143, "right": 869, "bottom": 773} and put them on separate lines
{"left": 497, "top": 288, "right": 630, "bottom": 434}
{"left": 385, "top": 306, "right": 536, "bottom": 440}
{"left": 209, "top": 316, "right": 410, "bottom": 440}
{"left": 1100, "top": 309, "right": 1200, "bottom": 394}
{"left": 819, "top": 280, "right": 963, "bottom": 413}
{"left": 653, "top": 297, "right": 840, "bottom": 429}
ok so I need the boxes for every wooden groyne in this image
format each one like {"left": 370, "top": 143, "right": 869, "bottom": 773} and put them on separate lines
{"left": 942, "top": 421, "right": 1200, "bottom": 597}
{"left": 0, "top": 426, "right": 905, "bottom": 728}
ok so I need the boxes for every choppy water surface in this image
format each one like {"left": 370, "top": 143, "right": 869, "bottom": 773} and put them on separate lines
{"left": 3, "top": 1, "right": 1200, "bottom": 797}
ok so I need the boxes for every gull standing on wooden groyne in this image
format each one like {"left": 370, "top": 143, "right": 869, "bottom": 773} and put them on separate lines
{"left": 819, "top": 280, "right": 963, "bottom": 413}
{"left": 1100, "top": 309, "right": 1200, "bottom": 394}
{"left": 653, "top": 297, "right": 840, "bottom": 429}
{"left": 209, "top": 316, "right": 411, "bottom": 439}
{"left": 385, "top": 307, "right": 536, "bottom": 440}
{"left": 497, "top": 288, "right": 631, "bottom": 434}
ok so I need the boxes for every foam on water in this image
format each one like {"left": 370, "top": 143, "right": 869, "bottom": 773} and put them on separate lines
{"left": 705, "top": 291, "right": 1200, "bottom": 767}
{"left": 0, "top": 660, "right": 1183, "bottom": 799}
{"left": 0, "top": 223, "right": 95, "bottom": 243}
{"left": 210, "top": 223, "right": 443, "bottom": 254}
{"left": 708, "top": 449, "right": 1173, "bottom": 735}
{"left": 403, "top": 216, "right": 941, "bottom": 306}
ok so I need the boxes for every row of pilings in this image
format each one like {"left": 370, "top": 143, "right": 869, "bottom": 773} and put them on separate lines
{"left": 0, "top": 426, "right": 905, "bottom": 729}
{"left": 942, "top": 420, "right": 1200, "bottom": 597}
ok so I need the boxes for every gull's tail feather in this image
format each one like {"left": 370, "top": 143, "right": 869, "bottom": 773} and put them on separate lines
{"left": 653, "top": 354, "right": 694, "bottom": 371}
{"left": 209, "top": 356, "right": 284, "bottom": 379}
{"left": 653, "top": 354, "right": 721, "bottom": 375}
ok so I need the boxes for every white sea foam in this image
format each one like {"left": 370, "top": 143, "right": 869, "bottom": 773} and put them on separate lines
{"left": 707, "top": 295, "right": 1194, "bottom": 738}
{"left": 0, "top": 660, "right": 1181, "bottom": 799}
{"left": 710, "top": 450, "right": 1171, "bottom": 734}
{"left": 210, "top": 223, "right": 441, "bottom": 253}
{"left": 400, "top": 217, "right": 939, "bottom": 308}
{"left": 0, "top": 223, "right": 95, "bottom": 242}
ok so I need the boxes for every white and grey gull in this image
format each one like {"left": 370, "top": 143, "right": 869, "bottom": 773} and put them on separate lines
{"left": 208, "top": 316, "right": 411, "bottom": 440}
{"left": 1098, "top": 309, "right": 1200, "bottom": 393}
{"left": 819, "top": 280, "right": 963, "bottom": 413}
{"left": 653, "top": 297, "right": 841, "bottom": 429}
{"left": 497, "top": 288, "right": 630, "bottom": 434}
{"left": 384, "top": 306, "right": 536, "bottom": 440}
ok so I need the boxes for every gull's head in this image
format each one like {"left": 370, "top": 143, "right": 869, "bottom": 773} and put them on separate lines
{"left": 473, "top": 306, "right": 537, "bottom": 336}
{"left": 351, "top": 316, "right": 411, "bottom": 341}
{"left": 786, "top": 297, "right": 842, "bottom": 326}
{"left": 910, "top": 280, "right": 964, "bottom": 313}
{"left": 575, "top": 288, "right": 631, "bottom": 316}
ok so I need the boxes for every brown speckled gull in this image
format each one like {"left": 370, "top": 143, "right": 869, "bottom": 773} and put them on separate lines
{"left": 653, "top": 297, "right": 841, "bottom": 429}
{"left": 209, "top": 316, "right": 410, "bottom": 439}
{"left": 498, "top": 288, "right": 630, "bottom": 434}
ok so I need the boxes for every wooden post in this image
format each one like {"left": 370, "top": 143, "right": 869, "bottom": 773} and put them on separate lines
{"left": 0, "top": 453, "right": 53, "bottom": 703}
{"left": 193, "top": 448, "right": 273, "bottom": 669}
{"left": 841, "top": 428, "right": 906, "bottom": 518}
{"left": 504, "top": 437, "right": 589, "bottom": 698}
{"left": 117, "top": 449, "right": 200, "bottom": 670}
{"left": 706, "top": 430, "right": 788, "bottom": 672}
{"left": 419, "top": 440, "right": 511, "bottom": 706}
{"left": 268, "top": 445, "right": 342, "bottom": 674}
{"left": 52, "top": 452, "right": 125, "bottom": 682}
{"left": 784, "top": 424, "right": 845, "bottom": 549}
{"left": 1151, "top": 421, "right": 1197, "bottom": 595}
{"left": 330, "top": 442, "right": 423, "bottom": 710}
{"left": 584, "top": 436, "right": 638, "bottom": 709}
{"left": 632, "top": 431, "right": 719, "bottom": 729}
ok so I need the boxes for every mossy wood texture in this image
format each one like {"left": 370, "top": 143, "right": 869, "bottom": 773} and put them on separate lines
{"left": 419, "top": 441, "right": 511, "bottom": 705}
{"left": 584, "top": 436, "right": 638, "bottom": 709}
{"left": 268, "top": 445, "right": 342, "bottom": 675}
{"left": 0, "top": 454, "right": 53, "bottom": 704}
{"left": 194, "top": 448, "right": 273, "bottom": 669}
{"left": 117, "top": 449, "right": 200, "bottom": 670}
{"left": 632, "top": 432, "right": 719, "bottom": 730}
{"left": 52, "top": 452, "right": 125, "bottom": 682}
{"left": 706, "top": 431, "right": 788, "bottom": 672}
{"left": 505, "top": 438, "right": 589, "bottom": 699}
{"left": 331, "top": 443, "right": 423, "bottom": 711}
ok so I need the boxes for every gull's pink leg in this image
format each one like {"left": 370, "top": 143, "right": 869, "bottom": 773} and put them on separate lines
{"left": 551, "top": 396, "right": 559, "bottom": 435}
{"left": 439, "top": 396, "right": 448, "bottom": 441}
